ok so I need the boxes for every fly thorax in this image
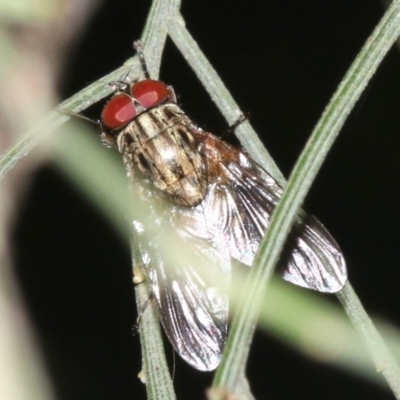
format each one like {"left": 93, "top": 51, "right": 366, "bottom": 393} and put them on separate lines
{"left": 117, "top": 103, "right": 208, "bottom": 207}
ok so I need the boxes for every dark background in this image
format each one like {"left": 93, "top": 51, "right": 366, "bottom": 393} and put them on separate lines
{"left": 11, "top": 1, "right": 400, "bottom": 399}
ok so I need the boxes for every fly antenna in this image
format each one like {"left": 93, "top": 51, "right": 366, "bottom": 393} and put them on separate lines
{"left": 134, "top": 40, "right": 151, "bottom": 80}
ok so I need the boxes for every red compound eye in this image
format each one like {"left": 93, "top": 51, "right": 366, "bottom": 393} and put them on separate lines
{"left": 131, "top": 79, "right": 169, "bottom": 109}
{"left": 102, "top": 94, "right": 137, "bottom": 129}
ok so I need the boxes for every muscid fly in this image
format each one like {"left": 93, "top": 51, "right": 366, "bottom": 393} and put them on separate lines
{"left": 99, "top": 42, "right": 347, "bottom": 371}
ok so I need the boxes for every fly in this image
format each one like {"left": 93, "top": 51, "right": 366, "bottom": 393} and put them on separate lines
{"left": 99, "top": 41, "right": 347, "bottom": 371}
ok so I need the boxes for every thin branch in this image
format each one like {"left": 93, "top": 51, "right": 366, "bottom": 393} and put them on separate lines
{"left": 338, "top": 284, "right": 400, "bottom": 396}
{"left": 213, "top": 0, "right": 400, "bottom": 397}
{"left": 0, "top": 64, "right": 138, "bottom": 181}
{"left": 168, "top": 14, "right": 285, "bottom": 184}
{"left": 132, "top": 1, "right": 182, "bottom": 399}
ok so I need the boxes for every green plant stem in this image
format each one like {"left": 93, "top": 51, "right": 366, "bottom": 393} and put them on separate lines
{"left": 168, "top": 14, "right": 285, "bottom": 184}
{"left": 132, "top": 243, "right": 176, "bottom": 400}
{"left": 133, "top": 1, "right": 181, "bottom": 399}
{"left": 338, "top": 284, "right": 400, "bottom": 396}
{"left": 0, "top": 62, "right": 138, "bottom": 181}
{"left": 140, "top": 0, "right": 179, "bottom": 77}
{"left": 213, "top": 1, "right": 400, "bottom": 397}
{"left": 258, "top": 277, "right": 388, "bottom": 387}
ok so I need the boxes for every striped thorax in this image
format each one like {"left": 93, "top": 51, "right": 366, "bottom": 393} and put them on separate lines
{"left": 116, "top": 102, "right": 208, "bottom": 206}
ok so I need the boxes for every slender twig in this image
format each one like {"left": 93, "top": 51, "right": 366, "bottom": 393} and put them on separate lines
{"left": 0, "top": 63, "right": 138, "bottom": 181}
{"left": 168, "top": 15, "right": 285, "bottom": 184}
{"left": 130, "top": 1, "right": 183, "bottom": 399}
{"left": 338, "top": 284, "right": 400, "bottom": 396}
{"left": 212, "top": 1, "right": 400, "bottom": 397}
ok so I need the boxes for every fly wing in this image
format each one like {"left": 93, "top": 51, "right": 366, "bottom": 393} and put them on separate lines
{"left": 134, "top": 196, "right": 230, "bottom": 371}
{"left": 200, "top": 133, "right": 347, "bottom": 293}
{"left": 281, "top": 212, "right": 347, "bottom": 292}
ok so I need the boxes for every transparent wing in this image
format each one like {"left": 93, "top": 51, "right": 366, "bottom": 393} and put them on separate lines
{"left": 132, "top": 128, "right": 346, "bottom": 371}
{"left": 198, "top": 132, "right": 347, "bottom": 293}
{"left": 134, "top": 193, "right": 230, "bottom": 371}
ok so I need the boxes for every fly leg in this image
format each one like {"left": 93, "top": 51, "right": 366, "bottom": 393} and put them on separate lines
{"left": 224, "top": 112, "right": 251, "bottom": 136}
{"left": 133, "top": 40, "right": 151, "bottom": 80}
{"left": 132, "top": 261, "right": 156, "bottom": 334}
{"left": 133, "top": 296, "right": 153, "bottom": 334}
